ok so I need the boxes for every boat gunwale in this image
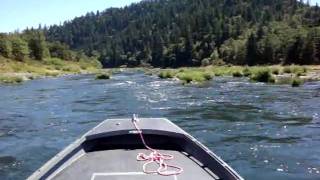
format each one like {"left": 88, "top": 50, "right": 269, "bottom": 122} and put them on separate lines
{"left": 27, "top": 118, "right": 244, "bottom": 180}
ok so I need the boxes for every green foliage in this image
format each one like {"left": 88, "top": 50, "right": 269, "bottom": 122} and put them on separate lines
{"left": 203, "top": 73, "right": 213, "bottom": 80}
{"left": 210, "top": 50, "right": 220, "bottom": 62}
{"left": 242, "top": 68, "right": 252, "bottom": 77}
{"left": 0, "top": 54, "right": 101, "bottom": 82}
{"left": 79, "top": 58, "right": 102, "bottom": 69}
{"left": 0, "top": 76, "right": 24, "bottom": 84}
{"left": 42, "top": 0, "right": 320, "bottom": 68}
{"left": 0, "top": 34, "right": 12, "bottom": 58}
{"left": 220, "top": 38, "right": 247, "bottom": 65}
{"left": 95, "top": 73, "right": 111, "bottom": 80}
{"left": 177, "top": 73, "right": 193, "bottom": 84}
{"left": 286, "top": 37, "right": 305, "bottom": 65}
{"left": 232, "top": 71, "right": 244, "bottom": 77}
{"left": 158, "top": 68, "right": 213, "bottom": 84}
{"left": 11, "top": 36, "right": 29, "bottom": 61}
{"left": 283, "top": 65, "right": 308, "bottom": 74}
{"left": 24, "top": 30, "right": 50, "bottom": 60}
{"left": 251, "top": 69, "right": 275, "bottom": 83}
{"left": 176, "top": 71, "right": 213, "bottom": 84}
{"left": 201, "top": 58, "right": 211, "bottom": 66}
{"left": 153, "top": 65, "right": 317, "bottom": 86}
{"left": 43, "top": 58, "right": 64, "bottom": 66}
{"left": 291, "top": 78, "right": 303, "bottom": 87}
{"left": 283, "top": 66, "right": 292, "bottom": 73}
{"left": 0, "top": 31, "right": 99, "bottom": 72}
{"left": 48, "top": 42, "right": 74, "bottom": 60}
{"left": 246, "top": 33, "right": 259, "bottom": 66}
{"left": 158, "top": 70, "right": 176, "bottom": 79}
{"left": 272, "top": 68, "right": 280, "bottom": 75}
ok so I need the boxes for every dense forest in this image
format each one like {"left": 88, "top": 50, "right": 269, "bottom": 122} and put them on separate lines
{"left": 0, "top": 30, "right": 95, "bottom": 63}
{"left": 42, "top": 0, "right": 320, "bottom": 67}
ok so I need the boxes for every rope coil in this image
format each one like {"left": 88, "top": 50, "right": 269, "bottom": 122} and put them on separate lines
{"left": 132, "top": 115, "right": 183, "bottom": 176}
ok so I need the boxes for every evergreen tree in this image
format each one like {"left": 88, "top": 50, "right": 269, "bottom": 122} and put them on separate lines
{"left": 315, "top": 37, "right": 320, "bottom": 63}
{"left": 26, "top": 31, "right": 50, "bottom": 60}
{"left": 11, "top": 36, "right": 29, "bottom": 61}
{"left": 262, "top": 37, "right": 274, "bottom": 64}
{"left": 38, "top": 0, "right": 320, "bottom": 67}
{"left": 48, "top": 41, "right": 73, "bottom": 60}
{"left": 286, "top": 36, "right": 304, "bottom": 64}
{"left": 210, "top": 49, "right": 220, "bottom": 62}
{"left": 0, "top": 34, "right": 12, "bottom": 58}
{"left": 151, "top": 34, "right": 164, "bottom": 67}
{"left": 302, "top": 37, "right": 315, "bottom": 64}
{"left": 314, "top": 30, "right": 320, "bottom": 63}
{"left": 246, "top": 33, "right": 258, "bottom": 66}
{"left": 184, "top": 27, "right": 193, "bottom": 65}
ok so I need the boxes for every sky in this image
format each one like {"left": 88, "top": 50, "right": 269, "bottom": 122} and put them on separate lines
{"left": 0, "top": 0, "right": 141, "bottom": 33}
{"left": 0, "top": 0, "right": 319, "bottom": 33}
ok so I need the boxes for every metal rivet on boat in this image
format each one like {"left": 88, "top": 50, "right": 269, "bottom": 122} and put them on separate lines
{"left": 116, "top": 122, "right": 120, "bottom": 125}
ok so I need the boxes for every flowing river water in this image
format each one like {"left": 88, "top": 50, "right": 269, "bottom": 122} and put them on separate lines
{"left": 0, "top": 71, "right": 320, "bottom": 180}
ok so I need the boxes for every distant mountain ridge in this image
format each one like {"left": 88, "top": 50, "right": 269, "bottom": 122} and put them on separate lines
{"left": 44, "top": 0, "right": 320, "bottom": 67}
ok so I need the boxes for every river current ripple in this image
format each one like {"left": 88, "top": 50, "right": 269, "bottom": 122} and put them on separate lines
{"left": 0, "top": 71, "right": 319, "bottom": 179}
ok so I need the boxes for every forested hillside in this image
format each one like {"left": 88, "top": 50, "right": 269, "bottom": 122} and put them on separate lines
{"left": 0, "top": 30, "right": 95, "bottom": 62}
{"left": 0, "top": 30, "right": 101, "bottom": 83}
{"left": 44, "top": 0, "right": 320, "bottom": 68}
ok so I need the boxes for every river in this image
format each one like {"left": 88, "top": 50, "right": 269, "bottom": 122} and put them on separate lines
{"left": 0, "top": 71, "right": 320, "bottom": 180}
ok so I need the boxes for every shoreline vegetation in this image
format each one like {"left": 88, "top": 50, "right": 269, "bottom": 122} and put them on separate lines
{"left": 1, "top": 55, "right": 319, "bottom": 88}
{"left": 0, "top": 56, "right": 102, "bottom": 84}
{"left": 1, "top": 55, "right": 320, "bottom": 88}
{"left": 152, "top": 65, "right": 320, "bottom": 87}
{"left": 0, "top": 30, "right": 102, "bottom": 84}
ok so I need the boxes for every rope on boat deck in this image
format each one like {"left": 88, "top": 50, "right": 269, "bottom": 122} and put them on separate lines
{"left": 132, "top": 114, "right": 183, "bottom": 176}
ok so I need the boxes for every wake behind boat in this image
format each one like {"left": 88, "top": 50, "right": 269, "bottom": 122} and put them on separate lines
{"left": 28, "top": 117, "right": 243, "bottom": 180}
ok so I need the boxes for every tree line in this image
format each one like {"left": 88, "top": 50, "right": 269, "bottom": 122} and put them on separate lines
{"left": 39, "top": 0, "right": 320, "bottom": 67}
{"left": 0, "top": 29, "right": 93, "bottom": 62}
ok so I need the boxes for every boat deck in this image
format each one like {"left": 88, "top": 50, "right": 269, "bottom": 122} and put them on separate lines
{"left": 28, "top": 118, "right": 242, "bottom": 180}
{"left": 51, "top": 149, "right": 220, "bottom": 180}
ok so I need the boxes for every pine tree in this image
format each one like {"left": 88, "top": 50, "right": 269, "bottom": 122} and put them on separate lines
{"left": 11, "top": 36, "right": 29, "bottom": 61}
{"left": 315, "top": 36, "right": 320, "bottom": 63}
{"left": 246, "top": 33, "right": 258, "bottom": 66}
{"left": 184, "top": 27, "right": 193, "bottom": 65}
{"left": 27, "top": 31, "right": 50, "bottom": 60}
{"left": 48, "top": 41, "right": 71, "bottom": 60}
{"left": 151, "top": 34, "right": 164, "bottom": 67}
{"left": 0, "top": 34, "right": 12, "bottom": 58}
{"left": 262, "top": 37, "right": 274, "bottom": 64}
{"left": 302, "top": 37, "right": 315, "bottom": 64}
{"left": 286, "top": 36, "right": 304, "bottom": 64}
{"left": 39, "top": 0, "right": 320, "bottom": 67}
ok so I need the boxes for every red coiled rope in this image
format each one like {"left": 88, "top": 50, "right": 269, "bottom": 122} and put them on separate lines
{"left": 132, "top": 116, "right": 183, "bottom": 176}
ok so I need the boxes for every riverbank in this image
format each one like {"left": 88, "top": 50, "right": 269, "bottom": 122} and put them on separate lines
{"left": 2, "top": 59, "right": 320, "bottom": 87}
{"left": 0, "top": 57, "right": 102, "bottom": 83}
{"left": 152, "top": 65, "right": 320, "bottom": 87}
